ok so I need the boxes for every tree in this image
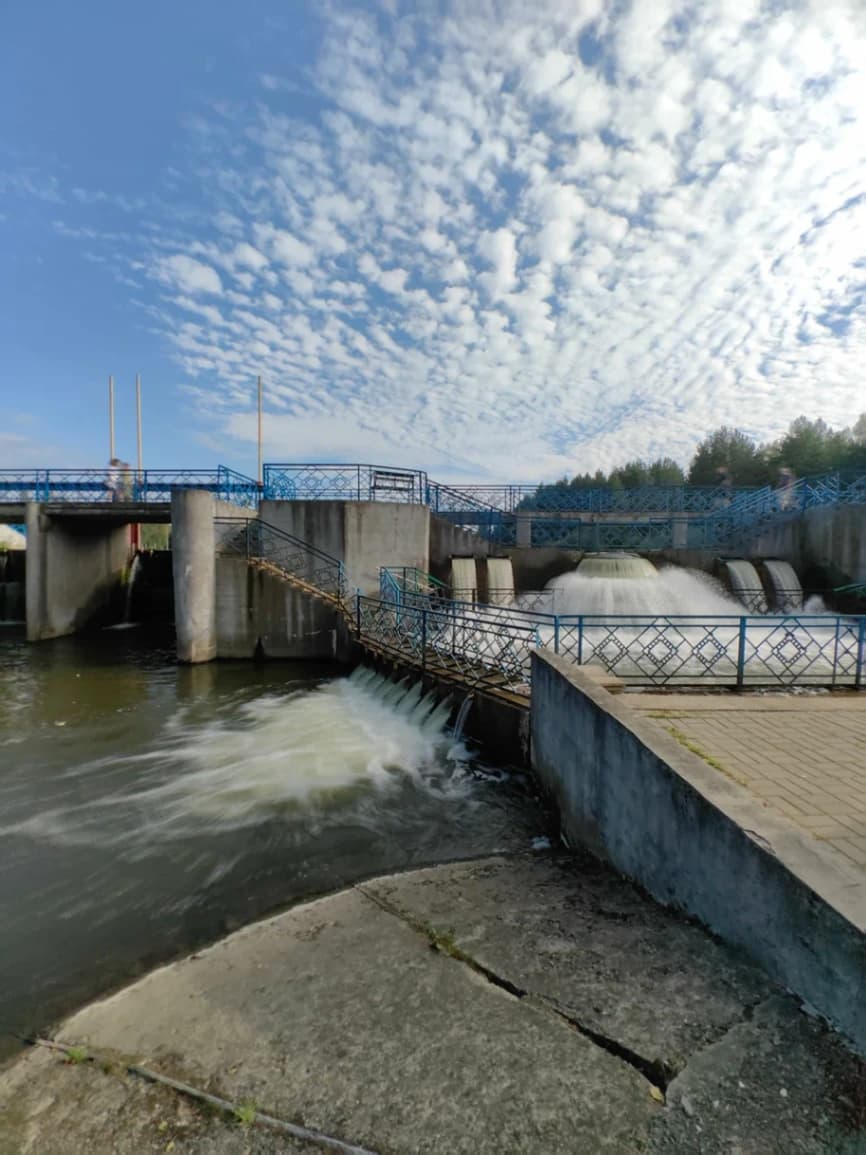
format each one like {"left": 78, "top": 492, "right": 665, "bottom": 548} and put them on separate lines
{"left": 687, "top": 427, "right": 769, "bottom": 487}
{"left": 647, "top": 457, "right": 686, "bottom": 485}
{"left": 767, "top": 416, "right": 850, "bottom": 479}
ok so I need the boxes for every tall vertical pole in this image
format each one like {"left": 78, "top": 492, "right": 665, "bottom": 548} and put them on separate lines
{"left": 108, "top": 375, "right": 115, "bottom": 461}
{"left": 257, "top": 375, "right": 263, "bottom": 488}
{"left": 135, "top": 373, "right": 143, "bottom": 480}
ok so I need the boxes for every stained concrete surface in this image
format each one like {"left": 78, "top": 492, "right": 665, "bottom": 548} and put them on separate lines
{"left": 1, "top": 854, "right": 863, "bottom": 1155}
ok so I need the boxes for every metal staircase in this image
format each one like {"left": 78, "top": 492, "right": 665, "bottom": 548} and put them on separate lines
{"left": 215, "top": 517, "right": 349, "bottom": 612}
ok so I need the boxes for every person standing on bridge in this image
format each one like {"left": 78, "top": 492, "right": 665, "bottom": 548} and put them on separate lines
{"left": 106, "top": 458, "right": 121, "bottom": 502}
{"left": 119, "top": 461, "right": 133, "bottom": 501}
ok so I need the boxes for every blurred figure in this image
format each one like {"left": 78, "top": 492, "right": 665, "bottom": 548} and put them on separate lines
{"left": 713, "top": 465, "right": 733, "bottom": 507}
{"left": 777, "top": 466, "right": 796, "bottom": 510}
{"left": 119, "top": 461, "right": 134, "bottom": 500}
{"left": 106, "top": 458, "right": 121, "bottom": 502}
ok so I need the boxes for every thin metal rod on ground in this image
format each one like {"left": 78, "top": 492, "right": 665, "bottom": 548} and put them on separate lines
{"left": 28, "top": 1037, "right": 378, "bottom": 1155}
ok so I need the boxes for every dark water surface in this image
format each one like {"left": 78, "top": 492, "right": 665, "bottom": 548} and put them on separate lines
{"left": 0, "top": 628, "right": 551, "bottom": 1062}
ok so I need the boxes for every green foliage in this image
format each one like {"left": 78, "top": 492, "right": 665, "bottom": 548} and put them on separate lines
{"left": 139, "top": 524, "right": 171, "bottom": 550}
{"left": 687, "top": 426, "right": 769, "bottom": 486}
{"left": 233, "top": 1101, "right": 258, "bottom": 1127}
{"left": 64, "top": 1045, "right": 89, "bottom": 1065}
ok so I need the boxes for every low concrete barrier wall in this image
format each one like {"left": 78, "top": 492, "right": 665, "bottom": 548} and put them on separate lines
{"left": 530, "top": 650, "right": 866, "bottom": 1052}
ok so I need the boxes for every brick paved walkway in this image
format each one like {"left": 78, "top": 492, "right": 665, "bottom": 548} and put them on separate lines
{"left": 631, "top": 694, "right": 866, "bottom": 872}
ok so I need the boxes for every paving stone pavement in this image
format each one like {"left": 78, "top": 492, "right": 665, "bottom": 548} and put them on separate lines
{"left": 633, "top": 693, "right": 866, "bottom": 871}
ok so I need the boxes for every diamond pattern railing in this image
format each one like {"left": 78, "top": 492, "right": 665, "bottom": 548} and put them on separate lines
{"left": 355, "top": 598, "right": 866, "bottom": 692}
{"left": 0, "top": 467, "right": 259, "bottom": 508}
{"left": 551, "top": 614, "right": 866, "bottom": 688}
{"left": 263, "top": 463, "right": 427, "bottom": 503}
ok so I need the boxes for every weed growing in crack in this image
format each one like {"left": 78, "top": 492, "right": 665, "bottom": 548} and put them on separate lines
{"left": 234, "top": 1101, "right": 258, "bottom": 1127}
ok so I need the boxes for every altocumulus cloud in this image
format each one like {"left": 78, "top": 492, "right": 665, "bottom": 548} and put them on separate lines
{"left": 108, "top": 2, "right": 866, "bottom": 477}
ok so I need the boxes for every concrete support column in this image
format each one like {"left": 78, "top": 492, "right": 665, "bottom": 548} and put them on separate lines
{"left": 172, "top": 490, "right": 216, "bottom": 663}
{"left": 516, "top": 513, "right": 532, "bottom": 548}
{"left": 24, "top": 502, "right": 45, "bottom": 642}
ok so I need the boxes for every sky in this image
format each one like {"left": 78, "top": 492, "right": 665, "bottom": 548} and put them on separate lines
{"left": 2, "top": 0, "right": 865, "bottom": 483}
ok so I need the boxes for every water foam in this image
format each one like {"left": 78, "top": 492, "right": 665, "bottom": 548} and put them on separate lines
{"left": 546, "top": 562, "right": 744, "bottom": 616}
{"left": 1, "top": 668, "right": 467, "bottom": 846}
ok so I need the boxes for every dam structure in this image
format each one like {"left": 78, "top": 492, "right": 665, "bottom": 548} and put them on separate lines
{"left": 1, "top": 461, "right": 865, "bottom": 693}
{"left": 3, "top": 460, "right": 866, "bottom": 1053}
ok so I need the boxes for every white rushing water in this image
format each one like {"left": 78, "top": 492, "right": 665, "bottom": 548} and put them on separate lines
{"left": 545, "top": 555, "right": 745, "bottom": 616}
{"left": 1, "top": 668, "right": 470, "bottom": 846}
{"left": 723, "top": 559, "right": 768, "bottom": 613}
{"left": 763, "top": 559, "right": 804, "bottom": 611}
{"left": 426, "top": 553, "right": 849, "bottom": 687}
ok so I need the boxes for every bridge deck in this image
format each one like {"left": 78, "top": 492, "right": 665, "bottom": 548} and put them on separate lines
{"left": 0, "top": 502, "right": 171, "bottom": 525}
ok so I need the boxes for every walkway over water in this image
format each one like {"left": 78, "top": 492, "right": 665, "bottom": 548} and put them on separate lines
{"left": 4, "top": 462, "right": 865, "bottom": 549}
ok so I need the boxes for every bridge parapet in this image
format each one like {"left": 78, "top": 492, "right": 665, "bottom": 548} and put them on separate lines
{"left": 0, "top": 467, "right": 258, "bottom": 507}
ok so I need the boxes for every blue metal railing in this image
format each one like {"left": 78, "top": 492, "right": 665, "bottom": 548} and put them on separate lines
{"left": 355, "top": 593, "right": 866, "bottom": 691}
{"left": 264, "top": 463, "right": 428, "bottom": 503}
{"left": 6, "top": 462, "right": 864, "bottom": 550}
{"left": 0, "top": 467, "right": 259, "bottom": 508}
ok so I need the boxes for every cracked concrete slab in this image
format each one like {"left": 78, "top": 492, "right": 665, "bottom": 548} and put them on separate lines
{"left": 361, "top": 852, "right": 775, "bottom": 1072}
{"left": 649, "top": 996, "right": 866, "bottom": 1154}
{"left": 1, "top": 854, "right": 863, "bottom": 1155}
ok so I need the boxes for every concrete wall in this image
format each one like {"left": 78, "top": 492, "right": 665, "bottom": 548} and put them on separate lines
{"left": 530, "top": 650, "right": 866, "bottom": 1053}
{"left": 506, "top": 547, "right": 583, "bottom": 591}
{"left": 25, "top": 503, "right": 130, "bottom": 641}
{"left": 215, "top": 556, "right": 339, "bottom": 659}
{"left": 801, "top": 505, "right": 866, "bottom": 582}
{"left": 260, "top": 500, "right": 429, "bottom": 595}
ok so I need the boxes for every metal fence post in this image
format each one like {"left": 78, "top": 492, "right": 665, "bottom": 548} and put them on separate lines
{"left": 554, "top": 616, "right": 560, "bottom": 655}
{"left": 577, "top": 615, "right": 584, "bottom": 665}
{"left": 857, "top": 618, "right": 866, "bottom": 691}
{"left": 736, "top": 617, "right": 747, "bottom": 688}
{"left": 421, "top": 609, "right": 428, "bottom": 674}
{"left": 355, "top": 592, "right": 362, "bottom": 638}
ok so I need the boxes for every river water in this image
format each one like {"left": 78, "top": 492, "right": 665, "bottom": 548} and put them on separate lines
{"left": 0, "top": 628, "right": 551, "bottom": 1062}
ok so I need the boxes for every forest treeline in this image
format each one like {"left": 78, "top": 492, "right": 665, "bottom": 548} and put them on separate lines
{"left": 546, "top": 414, "right": 866, "bottom": 492}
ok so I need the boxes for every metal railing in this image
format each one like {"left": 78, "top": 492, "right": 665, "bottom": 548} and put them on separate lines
{"left": 356, "top": 591, "right": 866, "bottom": 691}
{"left": 216, "top": 517, "right": 347, "bottom": 602}
{"left": 550, "top": 613, "right": 866, "bottom": 688}
{"left": 357, "top": 595, "right": 540, "bottom": 689}
{"left": 0, "top": 466, "right": 259, "bottom": 508}
{"left": 264, "top": 463, "right": 428, "bottom": 503}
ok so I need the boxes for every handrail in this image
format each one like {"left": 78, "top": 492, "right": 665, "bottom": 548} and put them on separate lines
{"left": 215, "top": 516, "right": 347, "bottom": 603}
{"left": 0, "top": 467, "right": 259, "bottom": 508}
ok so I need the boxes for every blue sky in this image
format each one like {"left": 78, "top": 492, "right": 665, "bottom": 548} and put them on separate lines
{"left": 2, "top": 0, "right": 865, "bottom": 482}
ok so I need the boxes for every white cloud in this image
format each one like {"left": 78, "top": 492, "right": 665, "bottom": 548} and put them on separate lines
{"left": 62, "top": 0, "right": 866, "bottom": 480}
{"left": 156, "top": 254, "right": 223, "bottom": 295}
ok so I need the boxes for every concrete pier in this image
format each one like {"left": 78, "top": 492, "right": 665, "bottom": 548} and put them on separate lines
{"left": 171, "top": 490, "right": 217, "bottom": 664}
{"left": 24, "top": 502, "right": 131, "bottom": 641}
